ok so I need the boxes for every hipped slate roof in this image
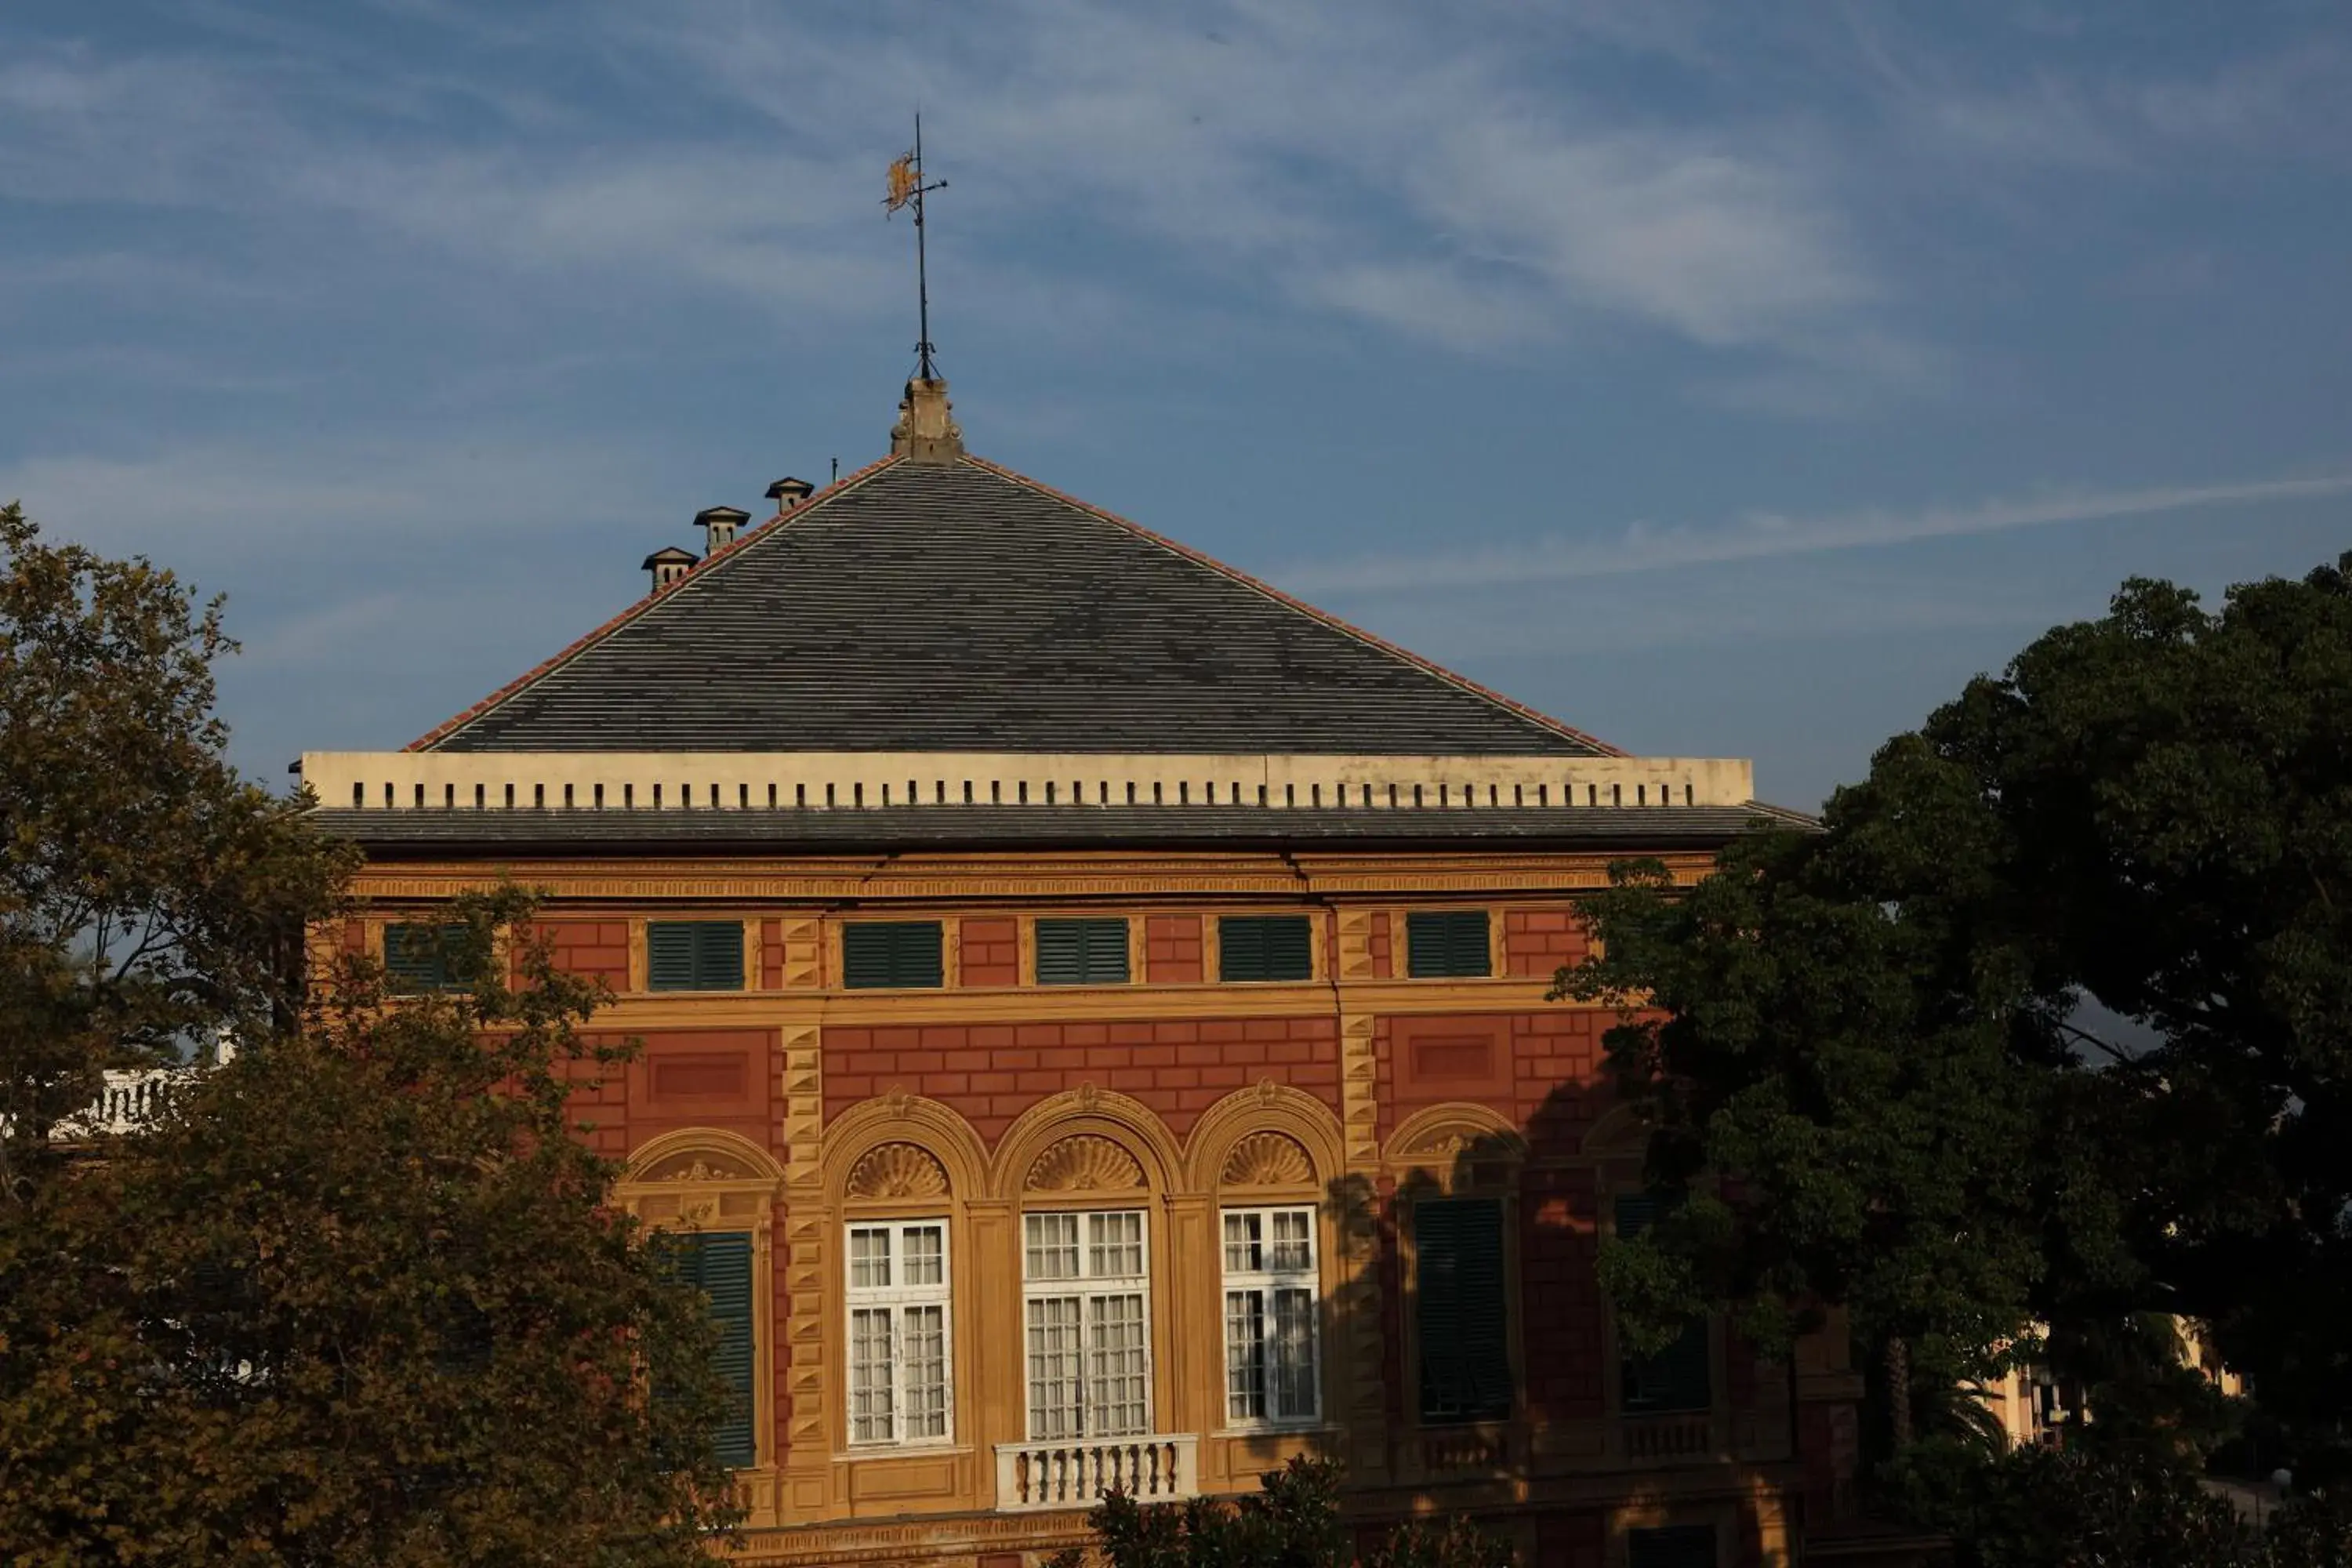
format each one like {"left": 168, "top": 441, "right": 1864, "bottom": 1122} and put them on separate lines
{"left": 414, "top": 456, "right": 1618, "bottom": 757}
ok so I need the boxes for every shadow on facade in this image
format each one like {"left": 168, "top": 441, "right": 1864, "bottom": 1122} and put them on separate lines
{"left": 1293, "top": 1083, "right": 1852, "bottom": 1568}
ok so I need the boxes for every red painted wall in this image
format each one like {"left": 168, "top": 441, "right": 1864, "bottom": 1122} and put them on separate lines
{"left": 822, "top": 1016, "right": 1342, "bottom": 1142}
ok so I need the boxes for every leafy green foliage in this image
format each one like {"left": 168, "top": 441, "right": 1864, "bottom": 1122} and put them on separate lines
{"left": 0, "top": 892, "right": 746, "bottom": 1565}
{"left": 1052, "top": 1457, "right": 1512, "bottom": 1568}
{"left": 1559, "top": 550, "right": 2352, "bottom": 1467}
{"left": 0, "top": 503, "right": 353, "bottom": 1206}
{"left": 1886, "top": 1442, "right": 2260, "bottom": 1568}
{"left": 0, "top": 511, "right": 745, "bottom": 1563}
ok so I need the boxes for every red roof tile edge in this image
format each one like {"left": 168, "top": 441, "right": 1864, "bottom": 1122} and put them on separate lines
{"left": 402, "top": 454, "right": 907, "bottom": 751}
{"left": 961, "top": 454, "right": 1628, "bottom": 758}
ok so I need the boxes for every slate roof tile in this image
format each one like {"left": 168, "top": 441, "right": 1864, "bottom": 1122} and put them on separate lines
{"left": 415, "top": 455, "right": 1618, "bottom": 757}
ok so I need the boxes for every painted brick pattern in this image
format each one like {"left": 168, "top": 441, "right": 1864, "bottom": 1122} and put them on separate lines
{"left": 760, "top": 919, "right": 786, "bottom": 990}
{"left": 1145, "top": 914, "right": 1203, "bottom": 982}
{"left": 1367, "top": 912, "right": 1392, "bottom": 978}
{"left": 521, "top": 920, "right": 630, "bottom": 988}
{"left": 562, "top": 1042, "right": 632, "bottom": 1162}
{"left": 822, "top": 1015, "right": 1341, "bottom": 1142}
{"left": 1520, "top": 1166, "right": 1605, "bottom": 1421}
{"left": 1504, "top": 907, "right": 1590, "bottom": 979}
{"left": 960, "top": 917, "right": 1019, "bottom": 987}
{"left": 1510, "top": 1009, "right": 1609, "bottom": 1157}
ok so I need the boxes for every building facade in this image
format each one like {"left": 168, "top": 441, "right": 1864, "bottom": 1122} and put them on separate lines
{"left": 301, "top": 380, "right": 1864, "bottom": 1568}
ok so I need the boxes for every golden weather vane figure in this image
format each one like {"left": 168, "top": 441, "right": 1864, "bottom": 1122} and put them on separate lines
{"left": 884, "top": 115, "right": 949, "bottom": 382}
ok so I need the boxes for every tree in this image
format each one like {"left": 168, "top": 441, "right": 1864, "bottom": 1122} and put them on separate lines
{"left": 0, "top": 891, "right": 747, "bottom": 1565}
{"left": 1559, "top": 551, "right": 2352, "bottom": 1472}
{"left": 1052, "top": 1456, "right": 1512, "bottom": 1568}
{"left": 0, "top": 503, "right": 350, "bottom": 1206}
{"left": 1883, "top": 1442, "right": 2261, "bottom": 1568}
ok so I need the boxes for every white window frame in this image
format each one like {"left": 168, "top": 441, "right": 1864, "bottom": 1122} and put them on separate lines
{"left": 843, "top": 1218, "right": 955, "bottom": 1448}
{"left": 1021, "top": 1209, "right": 1153, "bottom": 1440}
{"left": 1220, "top": 1206, "right": 1321, "bottom": 1428}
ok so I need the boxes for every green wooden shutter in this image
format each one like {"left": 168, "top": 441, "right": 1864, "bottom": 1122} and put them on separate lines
{"left": 1220, "top": 916, "right": 1312, "bottom": 982}
{"left": 648, "top": 922, "right": 743, "bottom": 991}
{"left": 691, "top": 922, "right": 742, "bottom": 989}
{"left": 384, "top": 922, "right": 466, "bottom": 990}
{"left": 843, "top": 923, "right": 943, "bottom": 989}
{"left": 683, "top": 1232, "right": 758, "bottom": 1468}
{"left": 1406, "top": 911, "right": 1490, "bottom": 978}
{"left": 1037, "top": 918, "right": 1128, "bottom": 985}
{"left": 1415, "top": 1199, "right": 1513, "bottom": 1423}
{"left": 1614, "top": 1195, "right": 1712, "bottom": 1414}
{"left": 648, "top": 923, "right": 697, "bottom": 990}
{"left": 1628, "top": 1524, "right": 1717, "bottom": 1568}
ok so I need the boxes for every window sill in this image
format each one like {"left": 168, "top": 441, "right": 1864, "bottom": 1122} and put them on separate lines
{"left": 836, "top": 1441, "right": 970, "bottom": 1461}
{"left": 1212, "top": 1421, "right": 1331, "bottom": 1439}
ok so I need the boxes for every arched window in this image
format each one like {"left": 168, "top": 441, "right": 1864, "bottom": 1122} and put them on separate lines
{"left": 612, "top": 1131, "right": 784, "bottom": 1473}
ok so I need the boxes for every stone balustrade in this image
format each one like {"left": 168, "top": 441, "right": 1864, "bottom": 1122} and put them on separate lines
{"left": 993, "top": 1433, "right": 1198, "bottom": 1512}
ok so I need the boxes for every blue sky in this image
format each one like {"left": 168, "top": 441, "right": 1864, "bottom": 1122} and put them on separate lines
{"left": 3, "top": 2, "right": 2347, "bottom": 809}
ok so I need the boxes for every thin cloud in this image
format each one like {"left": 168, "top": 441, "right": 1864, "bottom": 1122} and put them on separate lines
{"left": 1282, "top": 471, "right": 2352, "bottom": 597}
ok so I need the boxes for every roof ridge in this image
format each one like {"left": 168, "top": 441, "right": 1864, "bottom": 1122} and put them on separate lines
{"left": 958, "top": 454, "right": 1626, "bottom": 758}
{"left": 405, "top": 453, "right": 906, "bottom": 751}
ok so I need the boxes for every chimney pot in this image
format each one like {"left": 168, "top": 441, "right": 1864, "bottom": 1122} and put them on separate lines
{"left": 641, "top": 545, "right": 699, "bottom": 593}
{"left": 694, "top": 505, "right": 750, "bottom": 555}
{"left": 765, "top": 476, "right": 816, "bottom": 513}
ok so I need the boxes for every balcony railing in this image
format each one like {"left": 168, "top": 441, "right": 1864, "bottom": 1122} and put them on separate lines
{"left": 9, "top": 1058, "right": 223, "bottom": 1142}
{"left": 995, "top": 1433, "right": 1199, "bottom": 1512}
{"left": 1622, "top": 1410, "right": 1715, "bottom": 1463}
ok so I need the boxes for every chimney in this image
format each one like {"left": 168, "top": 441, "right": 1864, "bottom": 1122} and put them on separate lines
{"left": 765, "top": 476, "right": 816, "bottom": 516}
{"left": 641, "top": 545, "right": 698, "bottom": 593}
{"left": 890, "top": 377, "right": 963, "bottom": 463}
{"left": 695, "top": 505, "right": 750, "bottom": 555}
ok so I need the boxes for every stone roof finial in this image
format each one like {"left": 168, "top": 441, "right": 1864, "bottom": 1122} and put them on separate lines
{"left": 891, "top": 376, "right": 964, "bottom": 463}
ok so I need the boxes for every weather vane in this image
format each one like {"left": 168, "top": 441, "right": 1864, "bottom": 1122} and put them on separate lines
{"left": 884, "top": 115, "right": 949, "bottom": 382}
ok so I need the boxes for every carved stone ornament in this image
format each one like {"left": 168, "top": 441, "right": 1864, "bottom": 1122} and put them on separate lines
{"left": 1025, "top": 1134, "right": 1145, "bottom": 1193}
{"left": 846, "top": 1142, "right": 949, "bottom": 1201}
{"left": 1075, "top": 1081, "right": 1101, "bottom": 1113}
{"left": 1424, "top": 1132, "right": 1473, "bottom": 1162}
{"left": 655, "top": 1157, "right": 739, "bottom": 1183}
{"left": 1255, "top": 1076, "right": 1281, "bottom": 1106}
{"left": 882, "top": 1086, "right": 912, "bottom": 1119}
{"left": 1221, "top": 1131, "right": 1314, "bottom": 1188}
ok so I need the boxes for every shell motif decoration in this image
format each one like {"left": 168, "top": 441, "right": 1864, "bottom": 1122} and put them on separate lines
{"left": 846, "top": 1142, "right": 950, "bottom": 1200}
{"left": 1220, "top": 1131, "right": 1314, "bottom": 1188}
{"left": 1024, "top": 1134, "right": 1145, "bottom": 1193}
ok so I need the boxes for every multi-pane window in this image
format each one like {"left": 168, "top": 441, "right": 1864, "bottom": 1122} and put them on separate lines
{"left": 1022, "top": 1210, "right": 1150, "bottom": 1439}
{"left": 1414, "top": 1198, "right": 1514, "bottom": 1424}
{"left": 647, "top": 920, "right": 744, "bottom": 991}
{"left": 1218, "top": 916, "right": 1313, "bottom": 982}
{"left": 842, "top": 921, "right": 946, "bottom": 989}
{"left": 1035, "top": 918, "right": 1131, "bottom": 985}
{"left": 383, "top": 921, "right": 471, "bottom": 991}
{"left": 843, "top": 1220, "right": 953, "bottom": 1446}
{"left": 1221, "top": 1208, "right": 1319, "bottom": 1425}
{"left": 1406, "top": 909, "right": 1491, "bottom": 978}
{"left": 1614, "top": 1195, "right": 1712, "bottom": 1414}
{"left": 659, "top": 1232, "right": 758, "bottom": 1468}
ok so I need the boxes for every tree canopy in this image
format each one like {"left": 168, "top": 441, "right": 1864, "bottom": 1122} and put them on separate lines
{"left": 0, "top": 502, "right": 349, "bottom": 1206}
{"left": 0, "top": 892, "right": 747, "bottom": 1565}
{"left": 1562, "top": 551, "right": 2352, "bottom": 1472}
{"left": 0, "top": 506, "right": 746, "bottom": 1564}
{"left": 1054, "top": 1457, "right": 1511, "bottom": 1568}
